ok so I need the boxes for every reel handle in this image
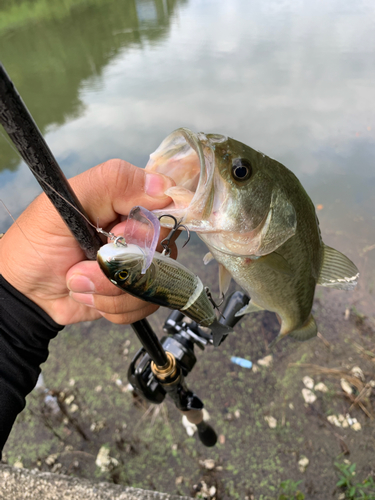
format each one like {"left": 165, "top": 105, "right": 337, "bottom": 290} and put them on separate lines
{"left": 181, "top": 409, "right": 217, "bottom": 447}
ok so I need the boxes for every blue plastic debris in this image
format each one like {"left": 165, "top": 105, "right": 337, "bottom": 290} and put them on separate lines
{"left": 231, "top": 356, "right": 253, "bottom": 369}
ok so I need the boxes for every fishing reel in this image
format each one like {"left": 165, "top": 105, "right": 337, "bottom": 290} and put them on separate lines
{"left": 128, "top": 291, "right": 249, "bottom": 446}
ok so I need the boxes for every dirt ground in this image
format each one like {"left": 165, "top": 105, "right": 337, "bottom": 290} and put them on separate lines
{"left": 2, "top": 235, "right": 375, "bottom": 500}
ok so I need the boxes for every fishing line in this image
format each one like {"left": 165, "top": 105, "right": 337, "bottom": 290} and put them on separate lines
{"left": 0, "top": 127, "right": 20, "bottom": 157}
{"left": 1, "top": 126, "right": 120, "bottom": 243}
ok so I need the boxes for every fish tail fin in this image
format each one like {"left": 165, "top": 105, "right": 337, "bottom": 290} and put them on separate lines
{"left": 269, "top": 315, "right": 317, "bottom": 349}
{"left": 210, "top": 319, "right": 234, "bottom": 347}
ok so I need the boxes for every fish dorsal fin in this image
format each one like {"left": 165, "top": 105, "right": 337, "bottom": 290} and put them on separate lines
{"left": 219, "top": 264, "right": 232, "bottom": 296}
{"left": 318, "top": 244, "right": 359, "bottom": 290}
{"left": 255, "top": 189, "right": 297, "bottom": 256}
{"left": 203, "top": 251, "right": 214, "bottom": 265}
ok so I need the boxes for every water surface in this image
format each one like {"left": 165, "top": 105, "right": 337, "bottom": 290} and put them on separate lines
{"left": 0, "top": 0, "right": 374, "bottom": 307}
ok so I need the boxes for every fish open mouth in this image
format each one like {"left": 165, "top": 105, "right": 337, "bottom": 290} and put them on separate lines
{"left": 145, "top": 128, "right": 224, "bottom": 232}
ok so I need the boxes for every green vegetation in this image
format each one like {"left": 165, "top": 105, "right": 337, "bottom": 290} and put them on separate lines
{"left": 335, "top": 462, "right": 375, "bottom": 500}
{"left": 277, "top": 479, "right": 305, "bottom": 500}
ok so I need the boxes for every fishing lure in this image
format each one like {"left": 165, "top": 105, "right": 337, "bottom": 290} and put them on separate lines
{"left": 97, "top": 206, "right": 232, "bottom": 346}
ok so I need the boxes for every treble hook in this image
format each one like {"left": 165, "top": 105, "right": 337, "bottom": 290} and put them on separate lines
{"left": 205, "top": 287, "right": 226, "bottom": 320}
{"left": 158, "top": 214, "right": 190, "bottom": 256}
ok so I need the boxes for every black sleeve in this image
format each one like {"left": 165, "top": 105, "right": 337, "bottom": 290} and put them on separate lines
{"left": 0, "top": 275, "right": 64, "bottom": 457}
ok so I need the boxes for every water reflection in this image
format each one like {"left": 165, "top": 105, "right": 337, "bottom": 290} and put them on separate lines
{"left": 0, "top": 0, "right": 184, "bottom": 173}
{"left": 0, "top": 0, "right": 374, "bottom": 313}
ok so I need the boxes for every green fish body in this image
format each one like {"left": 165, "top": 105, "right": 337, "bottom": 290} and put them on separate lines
{"left": 146, "top": 128, "right": 359, "bottom": 343}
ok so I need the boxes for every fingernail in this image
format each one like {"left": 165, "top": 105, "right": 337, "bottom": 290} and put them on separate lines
{"left": 69, "top": 292, "right": 95, "bottom": 307}
{"left": 68, "top": 275, "right": 96, "bottom": 293}
{"left": 145, "top": 173, "right": 174, "bottom": 197}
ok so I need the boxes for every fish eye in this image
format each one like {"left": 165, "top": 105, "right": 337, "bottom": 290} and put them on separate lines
{"left": 232, "top": 158, "right": 252, "bottom": 181}
{"left": 117, "top": 270, "right": 129, "bottom": 281}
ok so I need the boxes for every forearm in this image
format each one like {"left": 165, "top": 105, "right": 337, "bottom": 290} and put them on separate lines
{"left": 0, "top": 275, "right": 63, "bottom": 457}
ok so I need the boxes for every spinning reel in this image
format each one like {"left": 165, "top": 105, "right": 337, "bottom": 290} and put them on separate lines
{"left": 128, "top": 291, "right": 249, "bottom": 447}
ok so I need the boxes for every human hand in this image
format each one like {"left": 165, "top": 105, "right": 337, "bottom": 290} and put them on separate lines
{"left": 0, "top": 159, "right": 175, "bottom": 325}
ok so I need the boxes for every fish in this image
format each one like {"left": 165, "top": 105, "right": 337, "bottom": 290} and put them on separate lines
{"left": 97, "top": 241, "right": 232, "bottom": 346}
{"left": 145, "top": 128, "right": 359, "bottom": 345}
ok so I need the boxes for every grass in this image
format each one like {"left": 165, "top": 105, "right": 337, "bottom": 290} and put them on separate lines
{"left": 277, "top": 479, "right": 305, "bottom": 500}
{"left": 335, "top": 462, "right": 375, "bottom": 500}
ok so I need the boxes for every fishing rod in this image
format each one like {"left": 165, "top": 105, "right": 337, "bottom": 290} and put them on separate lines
{"left": 0, "top": 62, "right": 248, "bottom": 446}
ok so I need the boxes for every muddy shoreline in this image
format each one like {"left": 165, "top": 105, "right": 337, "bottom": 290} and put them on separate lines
{"left": 2, "top": 236, "right": 374, "bottom": 500}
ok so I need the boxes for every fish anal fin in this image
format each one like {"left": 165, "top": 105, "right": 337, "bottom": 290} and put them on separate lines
{"left": 203, "top": 252, "right": 214, "bottom": 265}
{"left": 318, "top": 244, "right": 359, "bottom": 290}
{"left": 269, "top": 315, "right": 317, "bottom": 349}
{"left": 235, "top": 300, "right": 264, "bottom": 317}
{"left": 219, "top": 264, "right": 232, "bottom": 296}
{"left": 288, "top": 315, "right": 317, "bottom": 341}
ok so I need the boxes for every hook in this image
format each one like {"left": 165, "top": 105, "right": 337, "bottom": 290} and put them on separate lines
{"left": 204, "top": 287, "right": 226, "bottom": 320}
{"left": 158, "top": 214, "right": 190, "bottom": 256}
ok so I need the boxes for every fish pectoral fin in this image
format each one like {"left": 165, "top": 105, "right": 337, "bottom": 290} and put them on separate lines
{"left": 256, "top": 189, "right": 297, "bottom": 256}
{"left": 317, "top": 244, "right": 359, "bottom": 290}
{"left": 258, "top": 252, "right": 293, "bottom": 275}
{"left": 235, "top": 300, "right": 264, "bottom": 317}
{"left": 219, "top": 264, "right": 232, "bottom": 296}
{"left": 288, "top": 315, "right": 318, "bottom": 341}
{"left": 203, "top": 252, "right": 214, "bottom": 265}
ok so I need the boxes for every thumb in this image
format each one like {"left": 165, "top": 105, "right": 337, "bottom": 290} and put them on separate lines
{"left": 70, "top": 159, "right": 175, "bottom": 225}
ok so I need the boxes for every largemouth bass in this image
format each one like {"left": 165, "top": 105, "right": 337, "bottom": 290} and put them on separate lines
{"left": 145, "top": 128, "right": 359, "bottom": 344}
{"left": 97, "top": 242, "right": 232, "bottom": 346}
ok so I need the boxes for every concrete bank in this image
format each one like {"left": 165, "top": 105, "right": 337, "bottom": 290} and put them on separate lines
{"left": 0, "top": 464, "right": 193, "bottom": 500}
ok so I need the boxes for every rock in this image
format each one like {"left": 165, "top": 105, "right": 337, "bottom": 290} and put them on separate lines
{"left": 0, "top": 463, "right": 193, "bottom": 499}
{"left": 199, "top": 459, "right": 215, "bottom": 470}
{"left": 65, "top": 395, "right": 75, "bottom": 406}
{"left": 351, "top": 366, "right": 364, "bottom": 381}
{"left": 45, "top": 454, "right": 59, "bottom": 466}
{"left": 264, "top": 416, "right": 277, "bottom": 428}
{"left": 298, "top": 456, "right": 309, "bottom": 473}
{"left": 352, "top": 421, "right": 362, "bottom": 431}
{"left": 257, "top": 355, "right": 273, "bottom": 367}
{"left": 302, "top": 376, "right": 314, "bottom": 389}
{"left": 209, "top": 486, "right": 216, "bottom": 497}
{"left": 95, "top": 446, "right": 119, "bottom": 472}
{"left": 340, "top": 378, "right": 353, "bottom": 395}
{"left": 327, "top": 415, "right": 341, "bottom": 427}
{"left": 314, "top": 382, "right": 328, "bottom": 392}
{"left": 302, "top": 388, "right": 316, "bottom": 404}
